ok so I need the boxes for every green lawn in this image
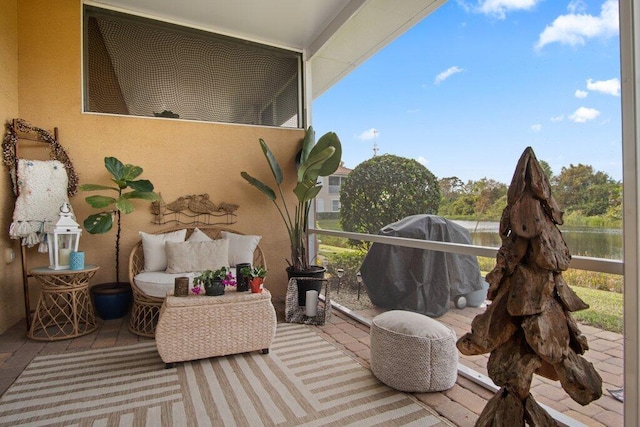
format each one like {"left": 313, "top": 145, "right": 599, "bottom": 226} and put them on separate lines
{"left": 477, "top": 269, "right": 621, "bottom": 333}
{"left": 319, "top": 236, "right": 623, "bottom": 334}
{"left": 317, "top": 219, "right": 342, "bottom": 231}
{"left": 319, "top": 244, "right": 355, "bottom": 255}
{"left": 571, "top": 286, "right": 623, "bottom": 334}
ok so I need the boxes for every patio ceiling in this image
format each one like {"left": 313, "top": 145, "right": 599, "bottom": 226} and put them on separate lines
{"left": 85, "top": 0, "right": 447, "bottom": 98}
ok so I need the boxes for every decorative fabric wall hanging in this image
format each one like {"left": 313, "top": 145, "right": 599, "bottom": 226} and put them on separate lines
{"left": 2, "top": 119, "right": 79, "bottom": 248}
{"left": 9, "top": 159, "right": 72, "bottom": 248}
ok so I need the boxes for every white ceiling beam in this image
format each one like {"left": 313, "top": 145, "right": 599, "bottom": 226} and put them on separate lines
{"left": 308, "top": 0, "right": 447, "bottom": 98}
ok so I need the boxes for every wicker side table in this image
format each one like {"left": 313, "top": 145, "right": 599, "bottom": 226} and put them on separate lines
{"left": 28, "top": 265, "right": 99, "bottom": 341}
{"left": 156, "top": 288, "right": 277, "bottom": 367}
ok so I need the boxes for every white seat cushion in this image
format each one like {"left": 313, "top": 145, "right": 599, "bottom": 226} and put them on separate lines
{"left": 135, "top": 271, "right": 197, "bottom": 298}
{"left": 135, "top": 268, "right": 238, "bottom": 298}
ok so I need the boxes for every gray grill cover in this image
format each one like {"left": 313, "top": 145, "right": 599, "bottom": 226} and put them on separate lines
{"left": 361, "top": 215, "right": 484, "bottom": 317}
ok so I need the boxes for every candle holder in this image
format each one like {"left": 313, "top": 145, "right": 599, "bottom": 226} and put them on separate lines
{"left": 45, "top": 203, "right": 82, "bottom": 270}
{"left": 69, "top": 251, "right": 85, "bottom": 270}
{"left": 284, "top": 277, "right": 330, "bottom": 326}
{"left": 174, "top": 277, "right": 189, "bottom": 297}
{"left": 236, "top": 263, "right": 251, "bottom": 292}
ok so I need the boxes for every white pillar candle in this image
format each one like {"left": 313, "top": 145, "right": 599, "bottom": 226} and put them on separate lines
{"left": 59, "top": 248, "right": 71, "bottom": 266}
{"left": 305, "top": 290, "right": 318, "bottom": 317}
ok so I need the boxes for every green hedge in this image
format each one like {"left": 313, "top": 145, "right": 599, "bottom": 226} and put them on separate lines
{"left": 324, "top": 251, "right": 366, "bottom": 290}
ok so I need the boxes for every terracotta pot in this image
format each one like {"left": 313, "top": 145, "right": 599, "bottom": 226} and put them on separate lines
{"left": 250, "top": 278, "right": 264, "bottom": 293}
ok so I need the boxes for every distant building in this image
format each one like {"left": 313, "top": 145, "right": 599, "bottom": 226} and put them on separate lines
{"left": 316, "top": 163, "right": 352, "bottom": 213}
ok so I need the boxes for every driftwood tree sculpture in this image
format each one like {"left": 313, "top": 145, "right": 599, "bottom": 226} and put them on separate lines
{"left": 457, "top": 147, "right": 602, "bottom": 426}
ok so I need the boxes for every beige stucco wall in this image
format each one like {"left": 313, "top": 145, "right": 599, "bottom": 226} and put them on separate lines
{"left": 0, "top": 0, "right": 302, "bottom": 333}
{"left": 0, "top": 0, "right": 23, "bottom": 334}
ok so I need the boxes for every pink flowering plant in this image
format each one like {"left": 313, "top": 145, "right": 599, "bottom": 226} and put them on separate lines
{"left": 222, "top": 271, "right": 237, "bottom": 287}
{"left": 194, "top": 267, "right": 236, "bottom": 291}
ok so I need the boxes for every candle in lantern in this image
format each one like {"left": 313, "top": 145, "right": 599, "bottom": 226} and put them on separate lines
{"left": 59, "top": 248, "right": 71, "bottom": 266}
{"left": 305, "top": 290, "right": 318, "bottom": 317}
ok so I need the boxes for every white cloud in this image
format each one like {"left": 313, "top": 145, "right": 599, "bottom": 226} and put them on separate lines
{"left": 357, "top": 128, "right": 379, "bottom": 141}
{"left": 536, "top": 0, "right": 619, "bottom": 50}
{"left": 417, "top": 156, "right": 429, "bottom": 166}
{"left": 455, "top": 0, "right": 473, "bottom": 13}
{"left": 575, "top": 89, "right": 588, "bottom": 98}
{"left": 551, "top": 115, "right": 565, "bottom": 122}
{"left": 434, "top": 66, "right": 464, "bottom": 85}
{"left": 568, "top": 0, "right": 587, "bottom": 14}
{"left": 586, "top": 77, "right": 621, "bottom": 96}
{"left": 530, "top": 124, "right": 542, "bottom": 132}
{"left": 569, "top": 107, "right": 600, "bottom": 123}
{"left": 477, "top": 0, "right": 541, "bottom": 19}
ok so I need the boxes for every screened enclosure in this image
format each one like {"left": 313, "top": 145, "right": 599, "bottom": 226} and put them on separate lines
{"left": 84, "top": 6, "right": 302, "bottom": 127}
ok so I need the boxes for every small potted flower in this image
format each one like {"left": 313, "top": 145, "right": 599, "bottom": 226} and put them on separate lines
{"left": 191, "top": 283, "right": 203, "bottom": 295}
{"left": 222, "top": 269, "right": 237, "bottom": 288}
{"left": 240, "top": 266, "right": 268, "bottom": 293}
{"left": 194, "top": 267, "right": 234, "bottom": 296}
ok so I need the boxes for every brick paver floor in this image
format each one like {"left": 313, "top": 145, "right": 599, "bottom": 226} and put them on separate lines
{"left": 330, "top": 302, "right": 624, "bottom": 427}
{"left": 0, "top": 298, "right": 624, "bottom": 426}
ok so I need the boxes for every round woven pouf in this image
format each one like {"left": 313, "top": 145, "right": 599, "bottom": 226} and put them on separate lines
{"left": 370, "top": 310, "right": 458, "bottom": 392}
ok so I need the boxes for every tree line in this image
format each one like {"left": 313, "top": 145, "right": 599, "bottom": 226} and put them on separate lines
{"left": 438, "top": 161, "right": 622, "bottom": 226}
{"left": 338, "top": 155, "right": 622, "bottom": 237}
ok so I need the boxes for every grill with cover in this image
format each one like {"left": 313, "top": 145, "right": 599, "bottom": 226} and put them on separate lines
{"left": 360, "top": 215, "right": 486, "bottom": 317}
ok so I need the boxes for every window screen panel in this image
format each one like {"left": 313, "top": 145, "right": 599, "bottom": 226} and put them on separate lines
{"left": 84, "top": 6, "right": 302, "bottom": 127}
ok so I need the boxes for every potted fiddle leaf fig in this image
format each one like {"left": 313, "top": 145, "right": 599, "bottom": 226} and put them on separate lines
{"left": 241, "top": 126, "right": 341, "bottom": 304}
{"left": 81, "top": 157, "right": 160, "bottom": 287}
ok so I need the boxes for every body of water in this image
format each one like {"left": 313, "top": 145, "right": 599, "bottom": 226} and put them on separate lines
{"left": 453, "top": 220, "right": 622, "bottom": 260}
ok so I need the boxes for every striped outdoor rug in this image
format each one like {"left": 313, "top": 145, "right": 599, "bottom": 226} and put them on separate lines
{"left": 0, "top": 323, "right": 449, "bottom": 426}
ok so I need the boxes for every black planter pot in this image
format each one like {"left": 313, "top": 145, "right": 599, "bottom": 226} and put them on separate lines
{"left": 286, "top": 265, "right": 325, "bottom": 306}
{"left": 205, "top": 280, "right": 225, "bottom": 296}
{"left": 90, "top": 282, "right": 132, "bottom": 320}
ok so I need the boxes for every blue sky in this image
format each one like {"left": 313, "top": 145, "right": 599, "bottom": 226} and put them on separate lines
{"left": 312, "top": 0, "right": 621, "bottom": 185}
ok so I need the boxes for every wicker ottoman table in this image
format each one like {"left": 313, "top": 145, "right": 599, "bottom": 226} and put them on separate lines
{"left": 156, "top": 289, "right": 277, "bottom": 367}
{"left": 370, "top": 310, "right": 458, "bottom": 392}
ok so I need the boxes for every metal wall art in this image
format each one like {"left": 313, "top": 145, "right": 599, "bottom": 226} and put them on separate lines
{"left": 151, "top": 193, "right": 238, "bottom": 226}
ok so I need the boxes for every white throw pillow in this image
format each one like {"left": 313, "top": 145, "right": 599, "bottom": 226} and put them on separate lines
{"left": 140, "top": 229, "right": 187, "bottom": 272}
{"left": 187, "top": 227, "right": 213, "bottom": 242}
{"left": 165, "top": 239, "right": 229, "bottom": 273}
{"left": 220, "top": 231, "right": 262, "bottom": 267}
{"left": 221, "top": 231, "right": 261, "bottom": 266}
